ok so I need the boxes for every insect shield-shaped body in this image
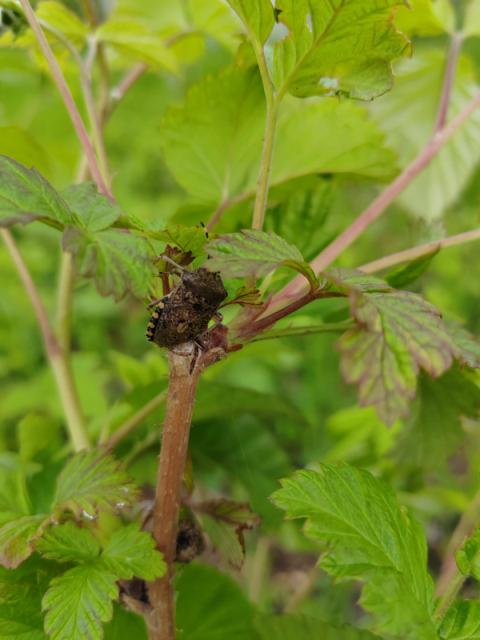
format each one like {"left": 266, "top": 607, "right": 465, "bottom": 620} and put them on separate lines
{"left": 146, "top": 268, "right": 227, "bottom": 348}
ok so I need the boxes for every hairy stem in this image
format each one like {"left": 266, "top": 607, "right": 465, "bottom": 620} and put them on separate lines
{"left": 271, "top": 91, "right": 480, "bottom": 306}
{"left": 19, "top": 0, "right": 111, "bottom": 197}
{"left": 251, "top": 42, "right": 278, "bottom": 231}
{"left": 147, "top": 348, "right": 201, "bottom": 640}
{"left": 359, "top": 228, "right": 480, "bottom": 274}
{"left": 1, "top": 229, "right": 90, "bottom": 451}
{"left": 101, "top": 390, "right": 167, "bottom": 450}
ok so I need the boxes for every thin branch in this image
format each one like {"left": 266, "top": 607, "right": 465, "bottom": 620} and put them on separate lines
{"left": 251, "top": 42, "right": 278, "bottom": 231}
{"left": 1, "top": 229, "right": 90, "bottom": 451}
{"left": 101, "top": 390, "right": 167, "bottom": 451}
{"left": 358, "top": 228, "right": 480, "bottom": 274}
{"left": 435, "top": 33, "right": 463, "bottom": 132}
{"left": 18, "top": 0, "right": 111, "bottom": 197}
{"left": 271, "top": 91, "right": 480, "bottom": 306}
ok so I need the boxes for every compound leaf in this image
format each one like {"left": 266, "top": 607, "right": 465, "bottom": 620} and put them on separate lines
{"left": 0, "top": 515, "right": 47, "bottom": 569}
{"left": 273, "top": 464, "right": 437, "bottom": 639}
{"left": 273, "top": 0, "right": 410, "bottom": 99}
{"left": 42, "top": 565, "right": 118, "bottom": 640}
{"left": 52, "top": 451, "right": 137, "bottom": 519}
{"left": 0, "top": 155, "right": 75, "bottom": 228}
{"left": 63, "top": 227, "right": 155, "bottom": 301}
{"left": 61, "top": 184, "right": 121, "bottom": 232}
{"left": 206, "top": 229, "right": 315, "bottom": 284}
{"left": 36, "top": 522, "right": 101, "bottom": 564}
{"left": 101, "top": 524, "right": 165, "bottom": 581}
{"left": 336, "top": 274, "right": 457, "bottom": 424}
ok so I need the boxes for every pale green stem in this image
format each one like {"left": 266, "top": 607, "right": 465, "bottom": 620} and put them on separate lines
{"left": 1, "top": 229, "right": 90, "bottom": 451}
{"left": 56, "top": 251, "right": 75, "bottom": 352}
{"left": 251, "top": 41, "right": 278, "bottom": 231}
{"left": 434, "top": 571, "right": 466, "bottom": 621}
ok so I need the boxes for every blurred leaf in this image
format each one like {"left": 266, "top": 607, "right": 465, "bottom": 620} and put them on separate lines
{"left": 456, "top": 529, "right": 480, "bottom": 579}
{"left": 465, "top": 0, "right": 480, "bottom": 38}
{"left": 447, "top": 323, "right": 480, "bottom": 369}
{"left": 176, "top": 563, "right": 255, "bottom": 640}
{"left": 0, "top": 514, "right": 46, "bottom": 568}
{"left": 42, "top": 565, "right": 117, "bottom": 640}
{"left": 160, "top": 68, "right": 398, "bottom": 206}
{"left": 0, "top": 126, "right": 50, "bottom": 176}
{"left": 397, "top": 368, "right": 480, "bottom": 470}
{"left": 63, "top": 227, "right": 155, "bottom": 301}
{"left": 104, "top": 605, "right": 147, "bottom": 640}
{"left": 337, "top": 275, "right": 457, "bottom": 424}
{"left": 197, "top": 500, "right": 259, "bottom": 568}
{"left": 101, "top": 524, "right": 165, "bottom": 580}
{"left": 370, "top": 51, "right": 480, "bottom": 221}
{"left": 385, "top": 250, "right": 439, "bottom": 288}
{"left": 97, "top": 18, "right": 178, "bottom": 71}
{"left": 438, "top": 601, "right": 480, "bottom": 638}
{"left": 17, "top": 414, "right": 60, "bottom": 463}
{"left": 226, "top": 0, "right": 274, "bottom": 44}
{"left": 254, "top": 613, "right": 381, "bottom": 639}
{"left": 36, "top": 1, "right": 88, "bottom": 46}
{"left": 395, "top": 0, "right": 455, "bottom": 36}
{"left": 0, "top": 155, "right": 75, "bottom": 228}
{"left": 61, "top": 183, "right": 122, "bottom": 232}
{"left": 52, "top": 451, "right": 137, "bottom": 519}
{"left": 36, "top": 522, "right": 101, "bottom": 564}
{"left": 272, "top": 0, "right": 410, "bottom": 99}
{"left": 273, "top": 464, "right": 436, "bottom": 639}
{"left": 206, "top": 229, "right": 315, "bottom": 285}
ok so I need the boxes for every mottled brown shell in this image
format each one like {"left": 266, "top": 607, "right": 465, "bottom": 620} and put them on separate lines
{"left": 146, "top": 268, "right": 227, "bottom": 348}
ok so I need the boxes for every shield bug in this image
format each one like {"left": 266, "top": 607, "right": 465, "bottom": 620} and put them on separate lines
{"left": 146, "top": 264, "right": 228, "bottom": 349}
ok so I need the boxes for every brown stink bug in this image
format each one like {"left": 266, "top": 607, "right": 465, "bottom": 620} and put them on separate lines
{"left": 146, "top": 264, "right": 228, "bottom": 349}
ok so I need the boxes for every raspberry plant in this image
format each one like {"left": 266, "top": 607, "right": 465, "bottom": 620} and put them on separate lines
{"left": 1, "top": 1, "right": 480, "bottom": 639}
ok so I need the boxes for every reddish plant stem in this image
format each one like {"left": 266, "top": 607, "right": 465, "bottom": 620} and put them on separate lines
{"left": 269, "top": 90, "right": 480, "bottom": 308}
{"left": 18, "top": 0, "right": 111, "bottom": 198}
{"left": 434, "top": 33, "right": 463, "bottom": 132}
{"left": 147, "top": 348, "right": 201, "bottom": 640}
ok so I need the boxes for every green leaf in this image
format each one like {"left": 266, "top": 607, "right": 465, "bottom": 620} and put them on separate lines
{"left": 447, "top": 324, "right": 480, "bottom": 369}
{"left": 395, "top": 0, "right": 455, "bottom": 36}
{"left": 35, "top": 1, "right": 88, "bottom": 46}
{"left": 272, "top": 464, "right": 437, "bottom": 639}
{"left": 336, "top": 274, "right": 457, "bottom": 424}
{"left": 225, "top": 0, "right": 274, "bottom": 43}
{"left": 176, "top": 563, "right": 255, "bottom": 640}
{"left": 272, "top": 0, "right": 410, "bottom": 99}
{"left": 17, "top": 414, "right": 60, "bottom": 463}
{"left": 465, "top": 0, "right": 480, "bottom": 38}
{"left": 101, "top": 524, "right": 165, "bottom": 581}
{"left": 104, "top": 605, "right": 147, "bottom": 640}
{"left": 160, "top": 68, "right": 397, "bottom": 206}
{"left": 61, "top": 184, "right": 121, "bottom": 232}
{"left": 0, "top": 155, "right": 75, "bottom": 228}
{"left": 370, "top": 51, "right": 480, "bottom": 221}
{"left": 456, "top": 529, "right": 480, "bottom": 580}
{"left": 206, "top": 229, "right": 315, "bottom": 284}
{"left": 52, "top": 451, "right": 137, "bottom": 519}
{"left": 0, "top": 604, "right": 46, "bottom": 640}
{"left": 0, "top": 126, "right": 51, "bottom": 177}
{"left": 0, "top": 515, "right": 47, "bottom": 569}
{"left": 97, "top": 18, "right": 178, "bottom": 71}
{"left": 63, "top": 227, "right": 155, "bottom": 301}
{"left": 153, "top": 223, "right": 209, "bottom": 256}
{"left": 196, "top": 500, "right": 259, "bottom": 569}
{"left": 438, "top": 601, "right": 480, "bottom": 639}
{"left": 397, "top": 368, "right": 480, "bottom": 470}
{"left": 385, "top": 249, "right": 439, "bottom": 288}
{"left": 42, "top": 565, "right": 118, "bottom": 640}
{"left": 36, "top": 522, "right": 101, "bottom": 564}
{"left": 254, "top": 613, "right": 381, "bottom": 639}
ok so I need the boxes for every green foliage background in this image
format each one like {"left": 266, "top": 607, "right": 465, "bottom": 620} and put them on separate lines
{"left": 0, "top": 0, "right": 480, "bottom": 638}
